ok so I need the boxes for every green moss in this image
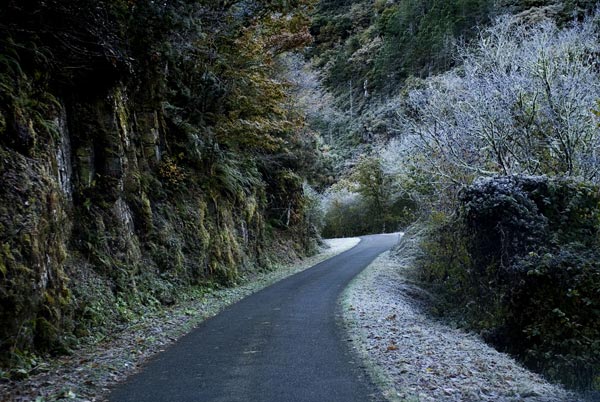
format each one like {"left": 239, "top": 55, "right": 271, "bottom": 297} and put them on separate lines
{"left": 198, "top": 199, "right": 210, "bottom": 248}
{"left": 244, "top": 195, "right": 257, "bottom": 221}
{"left": 0, "top": 111, "right": 6, "bottom": 135}
{"left": 141, "top": 192, "right": 153, "bottom": 232}
{"left": 34, "top": 317, "right": 58, "bottom": 351}
{"left": 43, "top": 291, "right": 56, "bottom": 307}
{"left": 0, "top": 243, "right": 11, "bottom": 276}
{"left": 113, "top": 86, "right": 130, "bottom": 140}
{"left": 75, "top": 146, "right": 94, "bottom": 188}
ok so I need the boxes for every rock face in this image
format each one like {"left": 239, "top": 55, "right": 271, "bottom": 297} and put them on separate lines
{"left": 0, "top": 0, "right": 322, "bottom": 364}
{"left": 0, "top": 79, "right": 313, "bottom": 363}
{"left": 0, "top": 128, "right": 72, "bottom": 355}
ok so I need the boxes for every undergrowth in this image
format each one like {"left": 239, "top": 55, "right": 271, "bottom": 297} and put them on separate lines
{"left": 412, "top": 175, "right": 600, "bottom": 391}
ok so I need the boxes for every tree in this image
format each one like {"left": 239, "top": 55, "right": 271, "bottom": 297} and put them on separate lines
{"left": 395, "top": 13, "right": 600, "bottom": 198}
{"left": 352, "top": 156, "right": 390, "bottom": 232}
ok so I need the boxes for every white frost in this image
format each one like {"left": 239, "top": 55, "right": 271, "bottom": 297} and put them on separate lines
{"left": 343, "top": 251, "right": 580, "bottom": 402}
{"left": 323, "top": 237, "right": 361, "bottom": 254}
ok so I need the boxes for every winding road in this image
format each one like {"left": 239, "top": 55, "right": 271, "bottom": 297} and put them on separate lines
{"left": 109, "top": 234, "right": 399, "bottom": 402}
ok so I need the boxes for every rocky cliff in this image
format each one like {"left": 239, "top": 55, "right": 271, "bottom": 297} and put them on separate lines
{"left": 0, "top": 0, "right": 318, "bottom": 368}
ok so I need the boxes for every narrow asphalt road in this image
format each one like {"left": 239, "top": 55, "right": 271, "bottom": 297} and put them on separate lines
{"left": 109, "top": 234, "right": 399, "bottom": 402}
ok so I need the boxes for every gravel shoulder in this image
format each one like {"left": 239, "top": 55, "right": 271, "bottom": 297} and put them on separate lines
{"left": 341, "top": 248, "right": 582, "bottom": 402}
{"left": 0, "top": 237, "right": 359, "bottom": 402}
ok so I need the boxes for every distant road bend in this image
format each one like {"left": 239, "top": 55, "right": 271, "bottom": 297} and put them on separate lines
{"left": 109, "top": 234, "right": 399, "bottom": 402}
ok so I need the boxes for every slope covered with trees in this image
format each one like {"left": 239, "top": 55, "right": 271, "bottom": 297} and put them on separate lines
{"left": 307, "top": 0, "right": 596, "bottom": 164}
{"left": 0, "top": 0, "right": 321, "bottom": 372}
{"left": 308, "top": 0, "right": 600, "bottom": 392}
{"left": 393, "top": 13, "right": 600, "bottom": 390}
{"left": 2, "top": 0, "right": 599, "bottom": 394}
{"left": 309, "top": 0, "right": 597, "bottom": 238}
{"left": 312, "top": 0, "right": 594, "bottom": 105}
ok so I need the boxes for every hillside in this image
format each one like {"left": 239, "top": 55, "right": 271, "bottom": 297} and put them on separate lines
{"left": 310, "top": 0, "right": 600, "bottom": 392}
{"left": 0, "top": 0, "right": 321, "bottom": 372}
{"left": 1, "top": 0, "right": 599, "bottom": 397}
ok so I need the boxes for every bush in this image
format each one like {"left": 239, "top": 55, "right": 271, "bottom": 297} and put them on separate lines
{"left": 512, "top": 246, "right": 600, "bottom": 390}
{"left": 417, "top": 175, "right": 600, "bottom": 390}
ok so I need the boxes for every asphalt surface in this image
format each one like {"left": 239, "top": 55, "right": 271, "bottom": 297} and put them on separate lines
{"left": 108, "top": 234, "right": 399, "bottom": 402}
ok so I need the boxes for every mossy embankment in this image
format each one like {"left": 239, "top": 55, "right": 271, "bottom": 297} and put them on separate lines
{"left": 0, "top": 0, "right": 320, "bottom": 373}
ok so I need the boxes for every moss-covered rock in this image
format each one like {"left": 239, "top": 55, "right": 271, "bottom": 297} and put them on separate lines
{"left": 0, "top": 0, "right": 319, "bottom": 372}
{"left": 0, "top": 144, "right": 71, "bottom": 363}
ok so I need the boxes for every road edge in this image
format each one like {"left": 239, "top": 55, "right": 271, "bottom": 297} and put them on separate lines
{"left": 1, "top": 238, "right": 361, "bottom": 402}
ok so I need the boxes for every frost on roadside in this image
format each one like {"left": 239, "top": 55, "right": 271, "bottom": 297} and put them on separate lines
{"left": 323, "top": 237, "right": 361, "bottom": 255}
{"left": 342, "top": 250, "right": 578, "bottom": 402}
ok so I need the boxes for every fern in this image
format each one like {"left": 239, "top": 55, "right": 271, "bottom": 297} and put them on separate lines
{"left": 209, "top": 152, "right": 262, "bottom": 200}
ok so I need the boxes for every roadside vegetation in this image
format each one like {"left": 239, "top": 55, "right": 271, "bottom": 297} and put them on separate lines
{"left": 311, "top": 1, "right": 600, "bottom": 393}
{"left": 384, "top": 13, "right": 600, "bottom": 391}
{"left": 2, "top": 0, "right": 600, "bottom": 397}
{"left": 0, "top": 238, "right": 358, "bottom": 401}
{"left": 0, "top": 0, "right": 322, "bottom": 377}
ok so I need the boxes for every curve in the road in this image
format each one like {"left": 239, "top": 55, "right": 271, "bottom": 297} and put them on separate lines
{"left": 109, "top": 233, "right": 399, "bottom": 402}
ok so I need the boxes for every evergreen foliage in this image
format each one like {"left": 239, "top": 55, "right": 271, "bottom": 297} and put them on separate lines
{"left": 310, "top": 0, "right": 494, "bottom": 107}
{"left": 310, "top": 0, "right": 596, "bottom": 108}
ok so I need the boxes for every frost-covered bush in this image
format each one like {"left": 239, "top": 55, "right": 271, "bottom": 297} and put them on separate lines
{"left": 417, "top": 175, "right": 600, "bottom": 390}
{"left": 392, "top": 12, "right": 600, "bottom": 201}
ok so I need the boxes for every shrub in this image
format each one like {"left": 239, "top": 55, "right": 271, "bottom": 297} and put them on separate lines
{"left": 416, "top": 175, "right": 600, "bottom": 390}
{"left": 512, "top": 246, "right": 600, "bottom": 390}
